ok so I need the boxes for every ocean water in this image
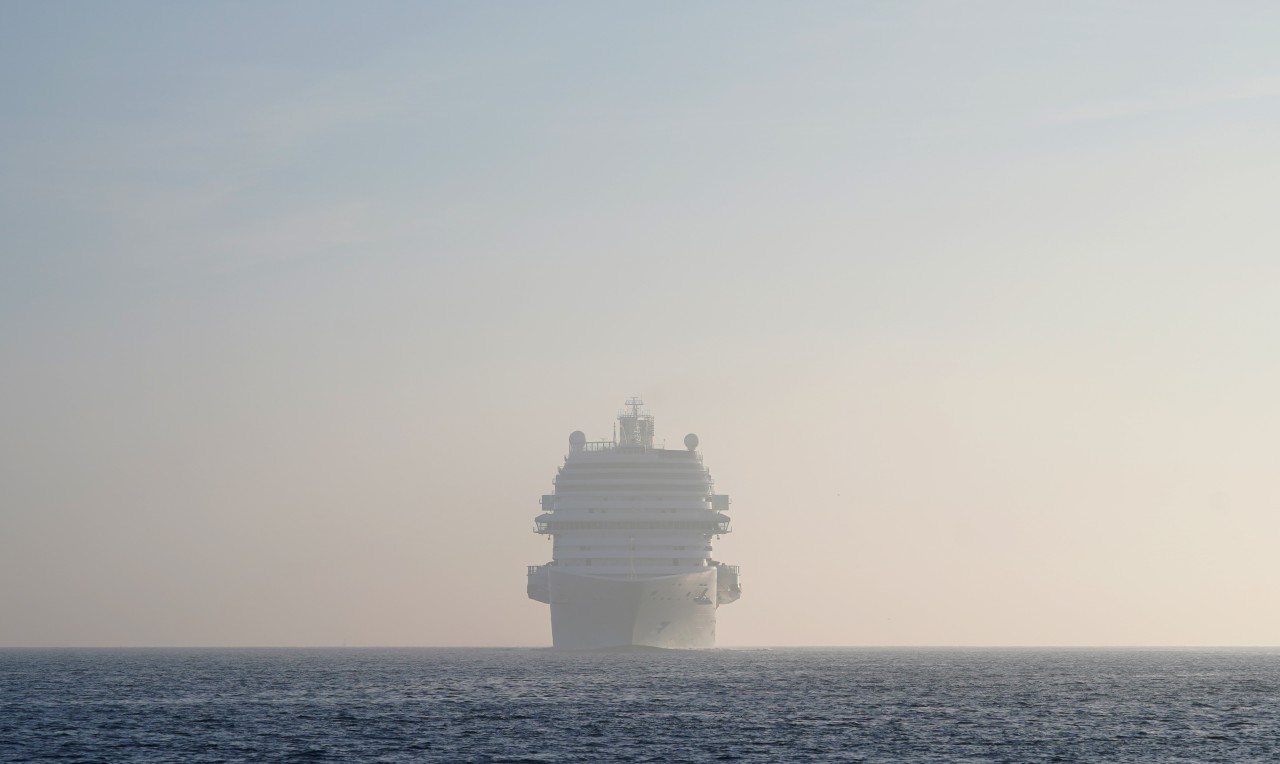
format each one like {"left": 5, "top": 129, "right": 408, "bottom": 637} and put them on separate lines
{"left": 2, "top": 648, "right": 1278, "bottom": 762}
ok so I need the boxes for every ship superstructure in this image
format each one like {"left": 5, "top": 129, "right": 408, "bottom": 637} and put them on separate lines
{"left": 527, "top": 398, "right": 741, "bottom": 649}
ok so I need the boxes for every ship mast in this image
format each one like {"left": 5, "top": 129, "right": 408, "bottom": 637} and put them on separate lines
{"left": 617, "top": 396, "right": 654, "bottom": 449}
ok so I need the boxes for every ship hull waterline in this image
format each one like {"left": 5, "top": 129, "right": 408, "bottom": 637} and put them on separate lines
{"left": 548, "top": 568, "right": 719, "bottom": 650}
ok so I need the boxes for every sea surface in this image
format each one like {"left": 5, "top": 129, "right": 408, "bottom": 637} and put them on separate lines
{"left": 2, "top": 647, "right": 1278, "bottom": 762}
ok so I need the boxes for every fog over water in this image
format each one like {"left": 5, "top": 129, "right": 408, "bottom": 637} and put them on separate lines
{"left": 2, "top": 2, "right": 1278, "bottom": 647}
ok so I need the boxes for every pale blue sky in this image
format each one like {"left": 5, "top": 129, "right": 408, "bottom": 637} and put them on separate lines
{"left": 3, "top": 2, "right": 1279, "bottom": 646}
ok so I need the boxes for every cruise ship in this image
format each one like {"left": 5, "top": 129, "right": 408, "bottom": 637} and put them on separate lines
{"left": 527, "top": 398, "right": 741, "bottom": 649}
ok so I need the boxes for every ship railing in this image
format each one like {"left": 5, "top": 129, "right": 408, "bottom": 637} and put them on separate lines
{"left": 575, "top": 441, "right": 617, "bottom": 452}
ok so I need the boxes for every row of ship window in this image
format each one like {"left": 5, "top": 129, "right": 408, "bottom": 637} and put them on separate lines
{"left": 557, "top": 468, "right": 709, "bottom": 476}
{"left": 559, "top": 462, "right": 706, "bottom": 470}
{"left": 555, "top": 558, "right": 711, "bottom": 567}
{"left": 577, "top": 507, "right": 714, "bottom": 514}
{"left": 568, "top": 545, "right": 713, "bottom": 551}
{"left": 536, "top": 520, "right": 731, "bottom": 532}
{"left": 542, "top": 496, "right": 719, "bottom": 505}
{"left": 553, "top": 487, "right": 712, "bottom": 495}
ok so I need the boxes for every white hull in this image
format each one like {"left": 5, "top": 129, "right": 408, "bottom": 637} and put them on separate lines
{"left": 549, "top": 568, "right": 719, "bottom": 650}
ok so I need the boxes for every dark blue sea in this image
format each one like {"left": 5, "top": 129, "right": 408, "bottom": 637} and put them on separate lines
{"left": 3, "top": 648, "right": 1278, "bottom": 762}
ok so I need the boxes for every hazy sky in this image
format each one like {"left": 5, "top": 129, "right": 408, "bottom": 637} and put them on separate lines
{"left": 3, "top": 1, "right": 1278, "bottom": 647}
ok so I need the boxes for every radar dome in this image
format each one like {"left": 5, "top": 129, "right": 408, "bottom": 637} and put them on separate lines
{"left": 569, "top": 430, "right": 586, "bottom": 448}
{"left": 684, "top": 433, "right": 699, "bottom": 451}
